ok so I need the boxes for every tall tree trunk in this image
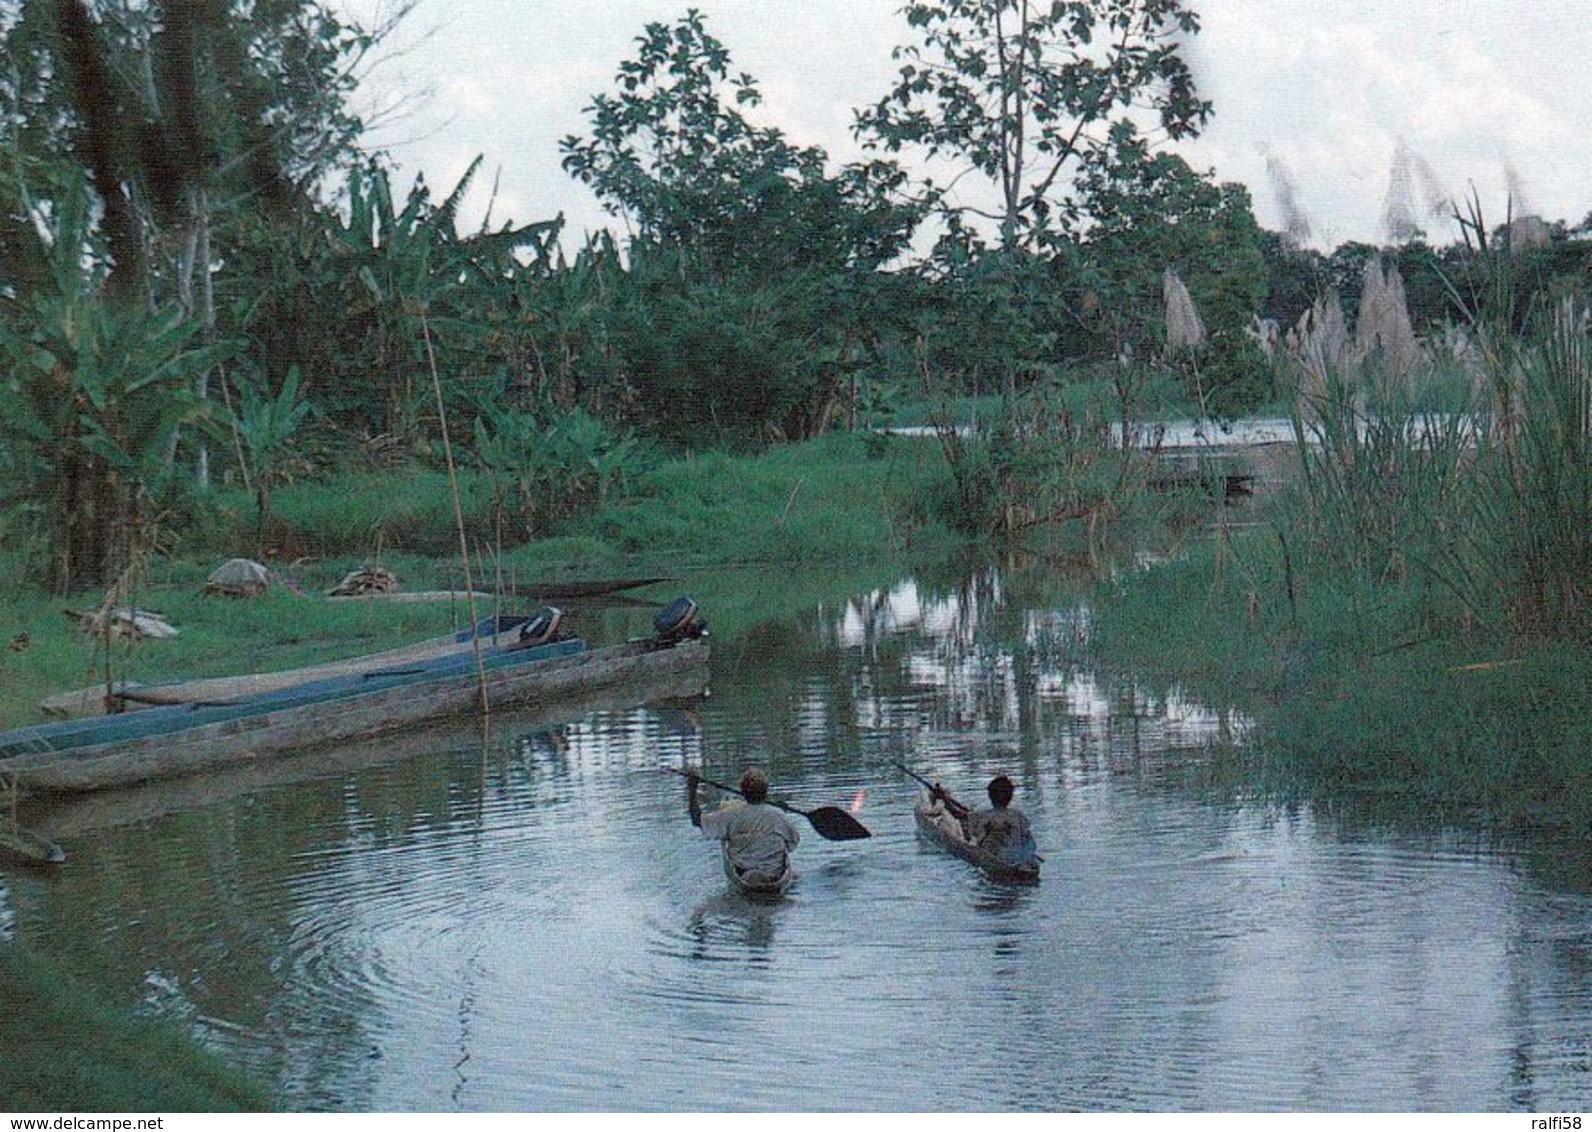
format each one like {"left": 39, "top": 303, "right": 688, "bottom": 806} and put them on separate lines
{"left": 194, "top": 184, "right": 216, "bottom": 487}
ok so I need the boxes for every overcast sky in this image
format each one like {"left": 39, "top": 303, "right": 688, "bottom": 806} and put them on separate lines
{"left": 346, "top": 1, "right": 1592, "bottom": 252}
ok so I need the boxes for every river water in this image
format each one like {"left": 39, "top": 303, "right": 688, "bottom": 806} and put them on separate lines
{"left": 3, "top": 563, "right": 1590, "bottom": 1112}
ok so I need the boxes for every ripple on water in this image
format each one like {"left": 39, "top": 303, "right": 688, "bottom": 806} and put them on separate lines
{"left": 13, "top": 617, "right": 1592, "bottom": 1111}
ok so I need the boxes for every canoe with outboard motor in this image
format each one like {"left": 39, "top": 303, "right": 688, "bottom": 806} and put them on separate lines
{"left": 2, "top": 623, "right": 709, "bottom": 795}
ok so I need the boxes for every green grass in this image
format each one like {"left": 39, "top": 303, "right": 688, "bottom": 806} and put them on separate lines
{"left": 0, "top": 940, "right": 273, "bottom": 1112}
{"left": 0, "top": 552, "right": 493, "bottom": 730}
{"left": 190, "top": 431, "right": 951, "bottom": 567}
{"left": 563, "top": 431, "right": 949, "bottom": 564}
{"left": 1086, "top": 532, "right": 1592, "bottom": 829}
{"left": 190, "top": 469, "right": 499, "bottom": 559}
{"left": 0, "top": 433, "right": 956, "bottom": 729}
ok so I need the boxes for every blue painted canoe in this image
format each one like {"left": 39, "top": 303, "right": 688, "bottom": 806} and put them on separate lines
{"left": 0, "top": 635, "right": 709, "bottom": 794}
{"left": 40, "top": 615, "right": 537, "bottom": 718}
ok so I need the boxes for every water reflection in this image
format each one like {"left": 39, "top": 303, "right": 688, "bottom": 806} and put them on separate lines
{"left": 686, "top": 894, "right": 781, "bottom": 963}
{"left": 2, "top": 565, "right": 1589, "bottom": 1111}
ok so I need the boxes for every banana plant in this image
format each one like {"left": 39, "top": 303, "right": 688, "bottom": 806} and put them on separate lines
{"left": 230, "top": 365, "right": 313, "bottom": 558}
{"left": 328, "top": 160, "right": 562, "bottom": 443}
{"left": 0, "top": 188, "right": 222, "bottom": 589}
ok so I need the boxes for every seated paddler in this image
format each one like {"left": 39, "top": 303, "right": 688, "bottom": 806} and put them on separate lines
{"left": 963, "top": 774, "right": 1038, "bottom": 866}
{"left": 685, "top": 764, "right": 801, "bottom": 886}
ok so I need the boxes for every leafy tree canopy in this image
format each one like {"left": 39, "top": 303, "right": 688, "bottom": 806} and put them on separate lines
{"left": 560, "top": 8, "right": 918, "bottom": 280}
{"left": 857, "top": 0, "right": 1209, "bottom": 255}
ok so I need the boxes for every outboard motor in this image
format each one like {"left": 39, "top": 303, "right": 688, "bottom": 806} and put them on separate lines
{"left": 653, "top": 595, "right": 708, "bottom": 643}
{"left": 517, "top": 605, "right": 564, "bottom": 648}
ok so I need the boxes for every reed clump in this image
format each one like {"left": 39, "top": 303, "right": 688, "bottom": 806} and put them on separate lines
{"left": 1092, "top": 219, "right": 1592, "bottom": 828}
{"left": 1287, "top": 292, "right": 1590, "bottom": 644}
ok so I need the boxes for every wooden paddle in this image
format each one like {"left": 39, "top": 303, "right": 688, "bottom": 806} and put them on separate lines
{"left": 665, "top": 767, "right": 871, "bottom": 841}
{"left": 896, "top": 763, "right": 968, "bottom": 820}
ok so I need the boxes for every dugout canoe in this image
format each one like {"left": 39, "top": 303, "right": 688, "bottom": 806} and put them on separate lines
{"left": 21, "top": 667, "right": 711, "bottom": 843}
{"left": 722, "top": 852, "right": 795, "bottom": 899}
{"left": 0, "top": 635, "right": 709, "bottom": 795}
{"left": 39, "top": 616, "right": 536, "bottom": 718}
{"left": 913, "top": 789, "right": 1040, "bottom": 885}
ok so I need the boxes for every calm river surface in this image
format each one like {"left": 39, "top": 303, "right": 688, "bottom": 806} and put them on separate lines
{"left": 4, "top": 562, "right": 1590, "bottom": 1112}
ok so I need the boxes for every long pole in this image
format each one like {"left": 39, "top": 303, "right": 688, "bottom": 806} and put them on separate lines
{"left": 421, "top": 311, "right": 490, "bottom": 722}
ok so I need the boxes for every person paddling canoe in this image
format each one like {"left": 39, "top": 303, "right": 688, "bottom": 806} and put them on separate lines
{"left": 938, "top": 774, "right": 1037, "bottom": 867}
{"left": 929, "top": 773, "right": 1037, "bottom": 872}
{"left": 685, "top": 764, "right": 801, "bottom": 893}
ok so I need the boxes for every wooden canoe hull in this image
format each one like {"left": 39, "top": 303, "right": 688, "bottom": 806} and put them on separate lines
{"left": 2, "top": 638, "right": 708, "bottom": 795}
{"left": 23, "top": 663, "right": 711, "bottom": 841}
{"left": 913, "top": 790, "right": 1040, "bottom": 884}
{"left": 39, "top": 621, "right": 532, "bottom": 718}
{"left": 723, "top": 853, "right": 794, "bottom": 898}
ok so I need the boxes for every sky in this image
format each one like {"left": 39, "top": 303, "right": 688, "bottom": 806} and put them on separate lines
{"left": 344, "top": 0, "right": 1592, "bottom": 252}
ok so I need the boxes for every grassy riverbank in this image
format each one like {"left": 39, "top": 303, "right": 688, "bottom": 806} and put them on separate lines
{"left": 6, "top": 420, "right": 1579, "bottom": 828}
{"left": 1087, "top": 532, "right": 1592, "bottom": 830}
{"left": 0, "top": 941, "right": 273, "bottom": 1111}
{"left": 0, "top": 432, "right": 960, "bottom": 1111}
{"left": 0, "top": 432, "right": 955, "bottom": 730}
{"left": 1, "top": 418, "right": 1583, "bottom": 1113}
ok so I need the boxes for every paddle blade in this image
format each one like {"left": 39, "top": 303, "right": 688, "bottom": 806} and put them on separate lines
{"left": 806, "top": 806, "right": 871, "bottom": 841}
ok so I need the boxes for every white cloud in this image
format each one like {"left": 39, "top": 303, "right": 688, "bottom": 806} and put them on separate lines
{"left": 355, "top": 0, "right": 1592, "bottom": 247}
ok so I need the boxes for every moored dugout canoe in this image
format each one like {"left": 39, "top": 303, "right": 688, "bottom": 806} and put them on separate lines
{"left": 39, "top": 616, "right": 535, "bottom": 718}
{"left": 913, "top": 789, "right": 1040, "bottom": 884}
{"left": 24, "top": 663, "right": 713, "bottom": 843}
{"left": 0, "top": 636, "right": 709, "bottom": 795}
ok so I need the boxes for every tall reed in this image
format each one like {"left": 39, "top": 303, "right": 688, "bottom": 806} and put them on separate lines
{"left": 1482, "top": 298, "right": 1592, "bottom": 638}
{"left": 1288, "top": 354, "right": 1479, "bottom": 613}
{"left": 1287, "top": 296, "right": 1591, "bottom": 643}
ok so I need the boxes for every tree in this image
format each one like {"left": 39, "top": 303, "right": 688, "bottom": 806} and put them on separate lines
{"left": 1038, "top": 135, "right": 1265, "bottom": 417}
{"left": 561, "top": 10, "right": 920, "bottom": 445}
{"left": 857, "top": 0, "right": 1209, "bottom": 411}
{"left": 1, "top": 0, "right": 387, "bottom": 485}
{"left": 311, "top": 158, "right": 561, "bottom": 444}
{"left": 1257, "top": 230, "right": 1328, "bottom": 332}
{"left": 0, "top": 186, "right": 220, "bottom": 591}
{"left": 857, "top": 0, "right": 1209, "bottom": 255}
{"left": 3, "top": 0, "right": 375, "bottom": 302}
